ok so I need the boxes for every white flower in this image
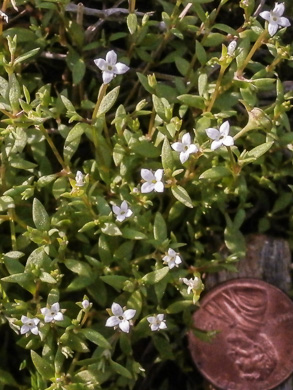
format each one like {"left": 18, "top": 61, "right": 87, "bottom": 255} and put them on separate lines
{"left": 205, "top": 121, "right": 234, "bottom": 150}
{"left": 171, "top": 133, "right": 198, "bottom": 164}
{"left": 181, "top": 277, "right": 201, "bottom": 294}
{"left": 112, "top": 200, "right": 133, "bottom": 222}
{"left": 20, "top": 316, "right": 40, "bottom": 336}
{"left": 0, "top": 11, "right": 8, "bottom": 23}
{"left": 105, "top": 302, "right": 136, "bottom": 333}
{"left": 147, "top": 314, "right": 167, "bottom": 331}
{"left": 41, "top": 303, "right": 64, "bottom": 323}
{"left": 82, "top": 299, "right": 90, "bottom": 310}
{"left": 94, "top": 50, "right": 129, "bottom": 84}
{"left": 260, "top": 3, "right": 290, "bottom": 36}
{"left": 75, "top": 171, "right": 85, "bottom": 187}
{"left": 227, "top": 40, "right": 237, "bottom": 56}
{"left": 162, "top": 248, "right": 182, "bottom": 269}
{"left": 141, "top": 169, "right": 164, "bottom": 193}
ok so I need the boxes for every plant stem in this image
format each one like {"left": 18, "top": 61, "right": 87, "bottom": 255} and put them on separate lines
{"left": 92, "top": 83, "right": 108, "bottom": 121}
{"left": 206, "top": 66, "right": 226, "bottom": 112}
{"left": 237, "top": 30, "right": 268, "bottom": 77}
{"left": 38, "top": 125, "right": 70, "bottom": 172}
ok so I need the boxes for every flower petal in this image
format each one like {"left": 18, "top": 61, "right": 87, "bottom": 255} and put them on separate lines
{"left": 141, "top": 182, "right": 154, "bottom": 193}
{"left": 273, "top": 2, "right": 285, "bottom": 16}
{"left": 141, "top": 168, "right": 153, "bottom": 181}
{"left": 147, "top": 316, "right": 156, "bottom": 324}
{"left": 154, "top": 181, "right": 164, "bottom": 192}
{"left": 21, "top": 315, "right": 29, "bottom": 323}
{"left": 171, "top": 142, "right": 184, "bottom": 152}
{"left": 268, "top": 22, "right": 279, "bottom": 36}
{"left": 151, "top": 324, "right": 159, "bottom": 331}
{"left": 259, "top": 10, "right": 271, "bottom": 21}
{"left": 211, "top": 139, "right": 223, "bottom": 150}
{"left": 124, "top": 309, "right": 136, "bottom": 320}
{"left": 31, "top": 326, "right": 39, "bottom": 335}
{"left": 168, "top": 248, "right": 176, "bottom": 257}
{"left": 119, "top": 319, "right": 130, "bottom": 333}
{"left": 126, "top": 209, "right": 133, "bottom": 218}
{"left": 112, "top": 205, "right": 120, "bottom": 215}
{"left": 94, "top": 58, "right": 107, "bottom": 71}
{"left": 106, "top": 50, "right": 117, "bottom": 65}
{"left": 51, "top": 303, "right": 60, "bottom": 312}
{"left": 114, "top": 62, "right": 130, "bottom": 75}
{"left": 180, "top": 151, "right": 190, "bottom": 164}
{"left": 206, "top": 128, "right": 220, "bottom": 140}
{"left": 54, "top": 312, "right": 64, "bottom": 322}
{"left": 159, "top": 322, "right": 167, "bottom": 330}
{"left": 111, "top": 302, "right": 123, "bottom": 316}
{"left": 157, "top": 314, "right": 165, "bottom": 322}
{"left": 44, "top": 315, "right": 54, "bottom": 323}
{"left": 223, "top": 135, "right": 234, "bottom": 147}
{"left": 188, "top": 144, "right": 198, "bottom": 154}
{"left": 21, "top": 325, "right": 30, "bottom": 334}
{"left": 106, "top": 316, "right": 120, "bottom": 327}
{"left": 278, "top": 16, "right": 290, "bottom": 27}
{"left": 182, "top": 133, "right": 191, "bottom": 145}
{"left": 103, "top": 71, "right": 114, "bottom": 84}
{"left": 154, "top": 169, "right": 164, "bottom": 181}
{"left": 219, "top": 121, "right": 230, "bottom": 137}
{"left": 41, "top": 307, "right": 50, "bottom": 316}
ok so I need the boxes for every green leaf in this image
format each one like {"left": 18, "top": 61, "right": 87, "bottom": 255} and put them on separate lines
{"left": 127, "top": 13, "right": 137, "bottom": 34}
{"left": 154, "top": 212, "right": 167, "bottom": 242}
{"left": 246, "top": 141, "right": 273, "bottom": 160}
{"left": 141, "top": 267, "right": 169, "bottom": 285}
{"left": 177, "top": 94, "right": 205, "bottom": 109}
{"left": 63, "top": 122, "right": 86, "bottom": 163}
{"left": 110, "top": 360, "right": 132, "bottom": 379}
{"left": 98, "top": 86, "right": 120, "bottom": 116}
{"left": 100, "top": 275, "right": 128, "bottom": 290}
{"left": 175, "top": 57, "right": 190, "bottom": 76}
{"left": 152, "top": 95, "right": 166, "bottom": 120}
{"left": 199, "top": 166, "right": 231, "bottom": 180}
{"left": 171, "top": 185, "right": 193, "bottom": 208}
{"left": 31, "top": 351, "right": 55, "bottom": 380}
{"left": 121, "top": 228, "right": 147, "bottom": 240}
{"left": 8, "top": 73, "right": 21, "bottom": 113}
{"left": 0, "top": 76, "right": 8, "bottom": 98}
{"left": 161, "top": 137, "right": 175, "bottom": 171}
{"left": 32, "top": 198, "right": 50, "bottom": 231}
{"left": 14, "top": 47, "right": 40, "bottom": 65}
{"left": 1, "top": 273, "right": 35, "bottom": 294}
{"left": 196, "top": 41, "right": 207, "bottom": 66}
{"left": 0, "top": 368, "right": 19, "bottom": 386}
{"left": 101, "top": 222, "right": 122, "bottom": 236}
{"left": 0, "top": 196, "right": 14, "bottom": 211}
{"left": 166, "top": 300, "right": 193, "bottom": 314}
{"left": 80, "top": 328, "right": 111, "bottom": 349}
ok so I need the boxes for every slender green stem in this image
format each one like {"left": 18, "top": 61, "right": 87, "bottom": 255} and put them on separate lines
{"left": 233, "top": 123, "right": 254, "bottom": 141}
{"left": 38, "top": 125, "right": 70, "bottom": 172}
{"left": 8, "top": 208, "right": 17, "bottom": 250}
{"left": 206, "top": 66, "right": 226, "bottom": 112}
{"left": 92, "top": 83, "right": 108, "bottom": 121}
{"left": 237, "top": 30, "right": 268, "bottom": 77}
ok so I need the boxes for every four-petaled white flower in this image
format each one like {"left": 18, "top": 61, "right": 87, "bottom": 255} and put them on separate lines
{"left": 260, "top": 3, "right": 290, "bottom": 36}
{"left": 163, "top": 248, "right": 182, "bottom": 269}
{"left": 41, "top": 303, "right": 64, "bottom": 323}
{"left": 94, "top": 50, "right": 129, "bottom": 84}
{"left": 105, "top": 302, "right": 136, "bottom": 333}
{"left": 227, "top": 40, "right": 237, "bottom": 56}
{"left": 112, "top": 200, "right": 133, "bottom": 222}
{"left": 0, "top": 11, "right": 8, "bottom": 23}
{"left": 75, "top": 171, "right": 85, "bottom": 187}
{"left": 20, "top": 316, "right": 40, "bottom": 336}
{"left": 181, "top": 276, "right": 201, "bottom": 294}
{"left": 147, "top": 314, "right": 167, "bottom": 331}
{"left": 206, "top": 121, "right": 234, "bottom": 150}
{"left": 171, "top": 133, "right": 198, "bottom": 164}
{"left": 141, "top": 169, "right": 164, "bottom": 193}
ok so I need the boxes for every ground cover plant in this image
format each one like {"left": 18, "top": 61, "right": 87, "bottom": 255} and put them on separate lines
{"left": 0, "top": 0, "right": 292, "bottom": 389}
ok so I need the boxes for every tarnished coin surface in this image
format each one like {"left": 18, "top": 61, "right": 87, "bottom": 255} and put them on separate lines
{"left": 188, "top": 279, "right": 293, "bottom": 390}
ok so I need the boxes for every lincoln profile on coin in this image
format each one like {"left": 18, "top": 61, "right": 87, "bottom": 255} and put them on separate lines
{"left": 205, "top": 285, "right": 278, "bottom": 382}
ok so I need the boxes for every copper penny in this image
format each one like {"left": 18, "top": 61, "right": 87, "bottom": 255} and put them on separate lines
{"left": 188, "top": 279, "right": 293, "bottom": 390}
